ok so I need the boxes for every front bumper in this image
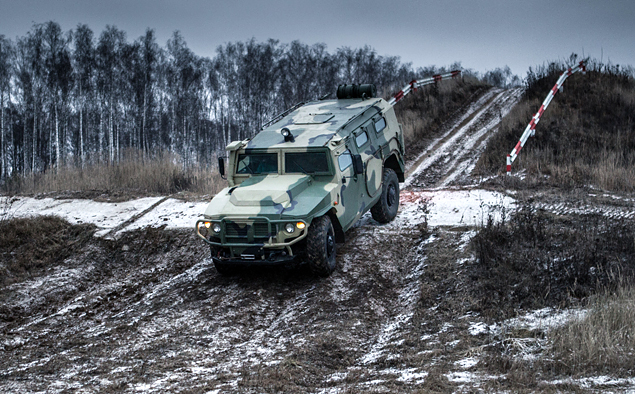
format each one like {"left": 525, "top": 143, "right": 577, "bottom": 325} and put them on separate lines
{"left": 196, "top": 217, "right": 308, "bottom": 261}
{"left": 211, "top": 251, "right": 297, "bottom": 266}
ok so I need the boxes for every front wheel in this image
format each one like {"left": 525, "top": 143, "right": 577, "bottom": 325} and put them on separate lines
{"left": 371, "top": 168, "right": 400, "bottom": 223}
{"left": 306, "top": 215, "right": 337, "bottom": 277}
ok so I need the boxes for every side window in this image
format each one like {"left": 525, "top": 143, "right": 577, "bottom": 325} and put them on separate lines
{"left": 374, "top": 117, "right": 386, "bottom": 133}
{"left": 338, "top": 150, "right": 353, "bottom": 171}
{"left": 355, "top": 130, "right": 369, "bottom": 147}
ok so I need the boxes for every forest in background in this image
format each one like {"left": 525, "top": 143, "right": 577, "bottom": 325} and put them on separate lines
{"left": 0, "top": 22, "right": 522, "bottom": 186}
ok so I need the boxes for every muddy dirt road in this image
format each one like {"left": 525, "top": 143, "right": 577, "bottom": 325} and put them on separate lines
{"left": 1, "top": 87, "right": 536, "bottom": 393}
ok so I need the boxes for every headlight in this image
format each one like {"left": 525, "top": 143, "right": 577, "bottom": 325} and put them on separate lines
{"left": 284, "top": 223, "right": 295, "bottom": 233}
{"left": 212, "top": 223, "right": 222, "bottom": 233}
{"left": 296, "top": 222, "right": 306, "bottom": 230}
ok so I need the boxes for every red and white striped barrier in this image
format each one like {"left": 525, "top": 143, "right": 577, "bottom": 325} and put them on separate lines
{"left": 506, "top": 60, "right": 587, "bottom": 175}
{"left": 388, "top": 70, "right": 462, "bottom": 106}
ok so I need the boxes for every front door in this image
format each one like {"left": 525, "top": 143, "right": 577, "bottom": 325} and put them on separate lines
{"left": 354, "top": 121, "right": 382, "bottom": 199}
{"left": 337, "top": 148, "right": 363, "bottom": 230}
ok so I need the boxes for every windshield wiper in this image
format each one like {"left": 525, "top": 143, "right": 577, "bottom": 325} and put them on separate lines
{"left": 289, "top": 158, "right": 311, "bottom": 175}
{"left": 241, "top": 165, "right": 254, "bottom": 174}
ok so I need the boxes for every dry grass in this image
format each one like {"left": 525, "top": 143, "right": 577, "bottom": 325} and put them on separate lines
{"left": 474, "top": 207, "right": 635, "bottom": 386}
{"left": 470, "top": 206, "right": 635, "bottom": 319}
{"left": 548, "top": 285, "right": 635, "bottom": 376}
{"left": 0, "top": 216, "right": 95, "bottom": 287}
{"left": 475, "top": 63, "right": 635, "bottom": 192}
{"left": 2, "top": 149, "right": 226, "bottom": 198}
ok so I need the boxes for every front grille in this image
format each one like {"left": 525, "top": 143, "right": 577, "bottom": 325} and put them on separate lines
{"left": 226, "top": 222, "right": 249, "bottom": 237}
{"left": 254, "top": 222, "right": 272, "bottom": 237}
{"left": 224, "top": 220, "right": 275, "bottom": 243}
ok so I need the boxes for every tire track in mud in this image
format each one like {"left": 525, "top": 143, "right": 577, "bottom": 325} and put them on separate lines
{"left": 403, "top": 87, "right": 501, "bottom": 183}
{"left": 436, "top": 87, "right": 523, "bottom": 188}
{"left": 534, "top": 201, "right": 635, "bottom": 220}
{"left": 405, "top": 87, "right": 523, "bottom": 190}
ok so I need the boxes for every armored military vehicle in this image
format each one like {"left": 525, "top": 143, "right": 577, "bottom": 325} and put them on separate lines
{"left": 196, "top": 71, "right": 460, "bottom": 276}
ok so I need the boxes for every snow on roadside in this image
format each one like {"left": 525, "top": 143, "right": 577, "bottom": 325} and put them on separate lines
{"left": 398, "top": 189, "right": 515, "bottom": 228}
{"left": 1, "top": 196, "right": 208, "bottom": 236}
{"left": 124, "top": 198, "right": 208, "bottom": 231}
{"left": 2, "top": 188, "right": 514, "bottom": 238}
{"left": 1, "top": 196, "right": 164, "bottom": 229}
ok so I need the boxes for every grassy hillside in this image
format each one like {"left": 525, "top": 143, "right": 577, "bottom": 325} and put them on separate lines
{"left": 472, "top": 60, "right": 635, "bottom": 386}
{"left": 476, "top": 60, "right": 635, "bottom": 191}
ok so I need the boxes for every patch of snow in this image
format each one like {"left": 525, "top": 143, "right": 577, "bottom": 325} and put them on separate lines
{"left": 549, "top": 376, "right": 635, "bottom": 390}
{"left": 325, "top": 372, "right": 348, "bottom": 382}
{"left": 504, "top": 307, "right": 586, "bottom": 332}
{"left": 362, "top": 379, "right": 386, "bottom": 386}
{"left": 447, "top": 339, "right": 461, "bottom": 347}
{"left": 468, "top": 322, "right": 492, "bottom": 336}
{"left": 3, "top": 196, "right": 164, "bottom": 230}
{"left": 124, "top": 198, "right": 207, "bottom": 231}
{"left": 455, "top": 357, "right": 479, "bottom": 369}
{"left": 459, "top": 230, "right": 476, "bottom": 249}
{"left": 380, "top": 367, "right": 427, "bottom": 383}
{"left": 446, "top": 371, "right": 478, "bottom": 383}
{"left": 1, "top": 196, "right": 211, "bottom": 238}
{"left": 398, "top": 370, "right": 427, "bottom": 383}
{"left": 398, "top": 189, "right": 514, "bottom": 228}
{"left": 3, "top": 336, "right": 26, "bottom": 347}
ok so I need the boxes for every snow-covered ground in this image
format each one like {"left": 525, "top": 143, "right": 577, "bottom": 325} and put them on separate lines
{"left": 1, "top": 196, "right": 209, "bottom": 238}
{"left": 1, "top": 188, "right": 515, "bottom": 239}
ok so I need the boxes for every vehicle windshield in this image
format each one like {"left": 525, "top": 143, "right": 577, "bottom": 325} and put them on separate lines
{"left": 285, "top": 152, "right": 330, "bottom": 174}
{"left": 236, "top": 153, "right": 278, "bottom": 174}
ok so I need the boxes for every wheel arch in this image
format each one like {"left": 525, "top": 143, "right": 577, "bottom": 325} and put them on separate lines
{"left": 384, "top": 152, "right": 405, "bottom": 182}
{"left": 325, "top": 208, "right": 345, "bottom": 243}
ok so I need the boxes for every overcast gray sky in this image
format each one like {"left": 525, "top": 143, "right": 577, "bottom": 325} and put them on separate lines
{"left": 1, "top": 0, "right": 633, "bottom": 77}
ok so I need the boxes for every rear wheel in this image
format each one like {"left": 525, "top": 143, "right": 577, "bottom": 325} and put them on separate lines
{"left": 306, "top": 215, "right": 337, "bottom": 277}
{"left": 371, "top": 168, "right": 400, "bottom": 223}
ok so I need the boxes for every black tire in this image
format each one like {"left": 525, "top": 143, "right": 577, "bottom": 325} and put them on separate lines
{"left": 306, "top": 215, "right": 337, "bottom": 277}
{"left": 371, "top": 168, "right": 400, "bottom": 223}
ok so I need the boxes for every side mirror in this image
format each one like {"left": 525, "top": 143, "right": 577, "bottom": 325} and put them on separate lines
{"left": 218, "top": 157, "right": 226, "bottom": 178}
{"left": 352, "top": 154, "right": 364, "bottom": 175}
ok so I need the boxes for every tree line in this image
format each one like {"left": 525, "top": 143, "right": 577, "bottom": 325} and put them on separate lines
{"left": 0, "top": 22, "right": 475, "bottom": 181}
